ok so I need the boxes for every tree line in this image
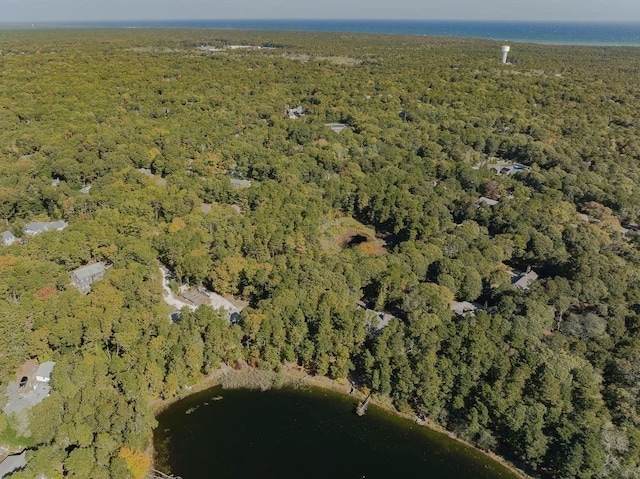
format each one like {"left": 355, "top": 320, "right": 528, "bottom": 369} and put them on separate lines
{"left": 1, "top": 28, "right": 640, "bottom": 478}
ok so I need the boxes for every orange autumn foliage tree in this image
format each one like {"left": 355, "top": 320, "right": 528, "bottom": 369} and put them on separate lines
{"left": 118, "top": 446, "right": 152, "bottom": 479}
{"left": 34, "top": 285, "right": 55, "bottom": 300}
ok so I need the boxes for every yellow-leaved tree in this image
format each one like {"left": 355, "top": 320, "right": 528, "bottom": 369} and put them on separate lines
{"left": 118, "top": 446, "right": 152, "bottom": 479}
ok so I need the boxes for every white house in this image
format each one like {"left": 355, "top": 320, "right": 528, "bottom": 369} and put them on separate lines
{"left": 23, "top": 220, "right": 68, "bottom": 236}
{"left": 35, "top": 361, "right": 56, "bottom": 383}
{"left": 1, "top": 231, "right": 17, "bottom": 246}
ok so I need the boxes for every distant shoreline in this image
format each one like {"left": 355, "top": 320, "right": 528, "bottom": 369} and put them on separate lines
{"left": 0, "top": 20, "right": 639, "bottom": 46}
{"left": 151, "top": 364, "right": 532, "bottom": 479}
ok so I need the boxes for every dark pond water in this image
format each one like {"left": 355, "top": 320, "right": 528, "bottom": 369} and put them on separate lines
{"left": 154, "top": 385, "right": 522, "bottom": 479}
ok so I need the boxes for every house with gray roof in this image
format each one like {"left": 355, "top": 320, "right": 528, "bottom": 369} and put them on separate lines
{"left": 181, "top": 289, "right": 210, "bottom": 307}
{"left": 35, "top": 361, "right": 55, "bottom": 383}
{"left": 230, "top": 178, "right": 252, "bottom": 188}
{"left": 0, "top": 451, "right": 26, "bottom": 478}
{"left": 71, "top": 262, "right": 106, "bottom": 293}
{"left": 3, "top": 361, "right": 56, "bottom": 417}
{"left": 512, "top": 269, "right": 539, "bottom": 291}
{"left": 23, "top": 220, "right": 68, "bottom": 236}
{"left": 478, "top": 196, "right": 499, "bottom": 207}
{"left": 1, "top": 231, "right": 17, "bottom": 246}
{"left": 326, "top": 123, "right": 348, "bottom": 133}
{"left": 451, "top": 301, "right": 479, "bottom": 317}
{"left": 357, "top": 301, "right": 397, "bottom": 333}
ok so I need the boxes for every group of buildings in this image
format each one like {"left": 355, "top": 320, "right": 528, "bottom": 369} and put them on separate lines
{"left": 286, "top": 104, "right": 350, "bottom": 133}
{"left": 450, "top": 266, "right": 539, "bottom": 318}
{"left": 1, "top": 220, "right": 68, "bottom": 246}
{"left": 0, "top": 362, "right": 56, "bottom": 478}
{"left": 1, "top": 219, "right": 108, "bottom": 293}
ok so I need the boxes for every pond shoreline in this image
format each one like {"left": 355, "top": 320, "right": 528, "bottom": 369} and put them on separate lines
{"left": 150, "top": 364, "right": 532, "bottom": 479}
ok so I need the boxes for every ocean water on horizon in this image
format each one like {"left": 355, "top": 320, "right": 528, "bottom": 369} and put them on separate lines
{"left": 3, "top": 19, "right": 640, "bottom": 46}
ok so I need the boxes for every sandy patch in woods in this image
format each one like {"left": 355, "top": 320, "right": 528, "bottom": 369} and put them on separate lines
{"left": 276, "top": 53, "right": 364, "bottom": 66}
{"left": 14, "top": 359, "right": 38, "bottom": 382}
{"left": 318, "top": 217, "right": 387, "bottom": 255}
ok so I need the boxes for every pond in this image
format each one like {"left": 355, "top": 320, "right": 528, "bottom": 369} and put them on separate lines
{"left": 154, "top": 385, "right": 522, "bottom": 479}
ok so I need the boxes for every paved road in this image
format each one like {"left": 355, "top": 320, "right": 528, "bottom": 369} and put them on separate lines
{"left": 3, "top": 380, "right": 50, "bottom": 416}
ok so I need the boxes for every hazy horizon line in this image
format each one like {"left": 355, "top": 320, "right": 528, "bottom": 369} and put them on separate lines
{"left": 1, "top": 18, "right": 640, "bottom": 25}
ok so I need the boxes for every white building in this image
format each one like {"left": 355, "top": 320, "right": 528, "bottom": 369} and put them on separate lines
{"left": 478, "top": 196, "right": 499, "bottom": 207}
{"left": 501, "top": 45, "right": 510, "bottom": 63}
{"left": 23, "top": 220, "right": 68, "bottom": 236}
{"left": 326, "top": 123, "right": 348, "bottom": 133}
{"left": 1, "top": 231, "right": 17, "bottom": 246}
{"left": 35, "top": 361, "right": 56, "bottom": 383}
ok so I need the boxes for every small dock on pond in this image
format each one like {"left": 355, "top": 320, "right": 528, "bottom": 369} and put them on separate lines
{"left": 147, "top": 469, "right": 182, "bottom": 479}
{"left": 356, "top": 394, "right": 371, "bottom": 416}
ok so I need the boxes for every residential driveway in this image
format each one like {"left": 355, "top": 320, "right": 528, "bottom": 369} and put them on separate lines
{"left": 3, "top": 365, "right": 51, "bottom": 436}
{"left": 3, "top": 380, "right": 50, "bottom": 416}
{"left": 159, "top": 266, "right": 245, "bottom": 321}
{"left": 159, "top": 266, "right": 197, "bottom": 312}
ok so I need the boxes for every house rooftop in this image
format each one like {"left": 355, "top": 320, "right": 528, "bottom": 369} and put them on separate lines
{"left": 35, "top": 361, "right": 56, "bottom": 381}
{"left": 230, "top": 178, "right": 252, "bottom": 188}
{"left": 451, "top": 301, "right": 479, "bottom": 316}
{"left": 357, "top": 301, "right": 397, "bottom": 332}
{"left": 486, "top": 162, "right": 529, "bottom": 176}
{"left": 182, "top": 289, "right": 210, "bottom": 306}
{"left": 72, "top": 263, "right": 105, "bottom": 281}
{"left": 513, "top": 270, "right": 539, "bottom": 291}
{"left": 478, "top": 196, "right": 499, "bottom": 207}
{"left": 1, "top": 231, "right": 16, "bottom": 244}
{"left": 326, "top": 123, "right": 348, "bottom": 133}
{"left": 0, "top": 451, "right": 26, "bottom": 478}
{"left": 23, "top": 220, "right": 68, "bottom": 235}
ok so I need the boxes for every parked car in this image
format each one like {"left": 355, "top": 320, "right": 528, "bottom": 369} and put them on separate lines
{"left": 19, "top": 376, "right": 28, "bottom": 388}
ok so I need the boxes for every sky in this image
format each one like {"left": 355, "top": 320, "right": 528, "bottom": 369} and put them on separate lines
{"left": 1, "top": 0, "right": 639, "bottom": 23}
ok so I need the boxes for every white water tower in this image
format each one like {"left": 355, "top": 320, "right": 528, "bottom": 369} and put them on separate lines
{"left": 501, "top": 45, "right": 510, "bottom": 64}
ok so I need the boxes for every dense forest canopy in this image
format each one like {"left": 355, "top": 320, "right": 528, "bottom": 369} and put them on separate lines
{"left": 1, "top": 28, "right": 640, "bottom": 478}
